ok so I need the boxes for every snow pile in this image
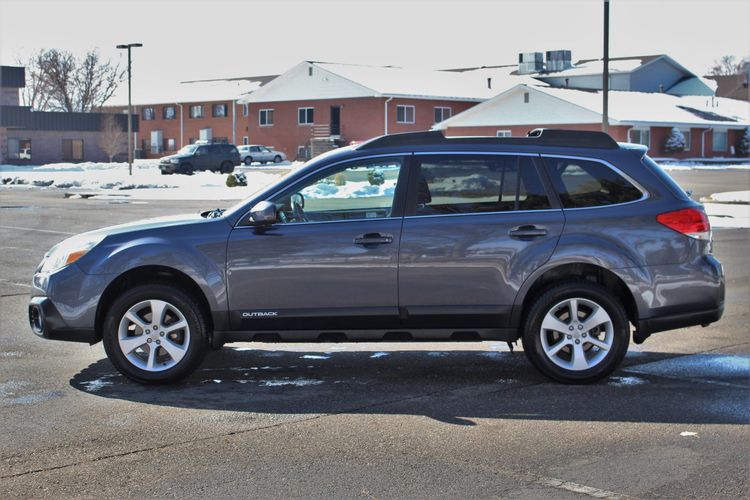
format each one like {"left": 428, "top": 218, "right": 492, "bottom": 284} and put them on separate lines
{"left": 0, "top": 160, "right": 288, "bottom": 200}
{"left": 704, "top": 203, "right": 750, "bottom": 229}
{"left": 702, "top": 190, "right": 750, "bottom": 204}
{"left": 302, "top": 179, "right": 396, "bottom": 199}
{"left": 657, "top": 162, "right": 750, "bottom": 171}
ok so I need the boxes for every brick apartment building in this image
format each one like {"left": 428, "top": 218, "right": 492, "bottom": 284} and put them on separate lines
{"left": 1, "top": 65, "right": 137, "bottom": 164}
{"left": 106, "top": 75, "right": 276, "bottom": 158}
{"left": 234, "top": 61, "right": 499, "bottom": 160}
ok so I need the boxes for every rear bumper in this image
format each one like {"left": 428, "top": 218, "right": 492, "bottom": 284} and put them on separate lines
{"left": 28, "top": 296, "right": 96, "bottom": 344}
{"left": 636, "top": 303, "right": 724, "bottom": 337}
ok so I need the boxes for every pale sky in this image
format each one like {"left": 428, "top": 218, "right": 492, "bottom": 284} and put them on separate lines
{"left": 1, "top": 0, "right": 748, "bottom": 104}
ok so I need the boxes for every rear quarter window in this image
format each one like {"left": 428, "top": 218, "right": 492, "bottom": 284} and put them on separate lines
{"left": 543, "top": 157, "right": 644, "bottom": 208}
{"left": 641, "top": 155, "right": 690, "bottom": 200}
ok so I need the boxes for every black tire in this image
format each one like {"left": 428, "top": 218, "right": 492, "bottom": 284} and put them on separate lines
{"left": 244, "top": 156, "right": 253, "bottom": 166}
{"left": 273, "top": 155, "right": 282, "bottom": 163}
{"left": 521, "top": 281, "right": 629, "bottom": 384}
{"left": 220, "top": 161, "right": 233, "bottom": 174}
{"left": 179, "top": 162, "right": 194, "bottom": 175}
{"left": 102, "top": 283, "right": 209, "bottom": 384}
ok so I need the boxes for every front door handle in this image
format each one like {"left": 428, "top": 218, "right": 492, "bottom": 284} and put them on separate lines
{"left": 354, "top": 232, "right": 394, "bottom": 246}
{"left": 509, "top": 225, "right": 548, "bottom": 239}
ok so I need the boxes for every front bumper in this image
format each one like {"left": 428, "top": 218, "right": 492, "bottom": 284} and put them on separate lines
{"left": 28, "top": 296, "right": 96, "bottom": 344}
{"left": 159, "top": 163, "right": 177, "bottom": 174}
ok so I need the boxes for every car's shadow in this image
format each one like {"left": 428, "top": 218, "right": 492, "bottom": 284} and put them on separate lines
{"left": 69, "top": 348, "right": 749, "bottom": 426}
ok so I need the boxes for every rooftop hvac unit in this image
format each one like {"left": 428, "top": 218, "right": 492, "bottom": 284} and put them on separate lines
{"left": 518, "top": 52, "right": 544, "bottom": 74}
{"left": 545, "top": 50, "right": 573, "bottom": 72}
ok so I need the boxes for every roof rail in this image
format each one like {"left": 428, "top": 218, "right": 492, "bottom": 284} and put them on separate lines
{"left": 357, "top": 128, "right": 619, "bottom": 150}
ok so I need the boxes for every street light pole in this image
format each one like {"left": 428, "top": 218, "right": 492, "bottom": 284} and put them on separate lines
{"left": 602, "top": 0, "right": 610, "bottom": 133}
{"left": 116, "top": 43, "right": 143, "bottom": 175}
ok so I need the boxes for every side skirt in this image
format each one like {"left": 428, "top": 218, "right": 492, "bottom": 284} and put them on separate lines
{"left": 212, "top": 327, "right": 519, "bottom": 348}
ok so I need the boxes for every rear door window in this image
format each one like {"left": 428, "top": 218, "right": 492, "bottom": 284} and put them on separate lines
{"left": 411, "top": 154, "right": 551, "bottom": 216}
{"left": 543, "top": 157, "right": 643, "bottom": 208}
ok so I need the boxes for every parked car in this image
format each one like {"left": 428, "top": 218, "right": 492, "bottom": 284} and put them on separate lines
{"left": 29, "top": 129, "right": 724, "bottom": 384}
{"left": 159, "top": 143, "right": 240, "bottom": 175}
{"left": 237, "top": 144, "right": 286, "bottom": 165}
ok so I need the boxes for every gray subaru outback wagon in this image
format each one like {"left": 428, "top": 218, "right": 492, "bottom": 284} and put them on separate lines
{"left": 28, "top": 129, "right": 724, "bottom": 384}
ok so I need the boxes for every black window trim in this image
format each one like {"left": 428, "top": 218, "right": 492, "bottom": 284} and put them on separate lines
{"left": 403, "top": 151, "right": 560, "bottom": 219}
{"left": 539, "top": 154, "right": 649, "bottom": 211}
{"left": 235, "top": 153, "right": 410, "bottom": 228}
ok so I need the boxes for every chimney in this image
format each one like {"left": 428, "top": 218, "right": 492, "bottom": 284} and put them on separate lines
{"left": 487, "top": 77, "right": 492, "bottom": 89}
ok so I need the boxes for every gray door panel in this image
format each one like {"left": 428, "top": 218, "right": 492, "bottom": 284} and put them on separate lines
{"left": 398, "top": 211, "right": 564, "bottom": 326}
{"left": 227, "top": 219, "right": 402, "bottom": 330}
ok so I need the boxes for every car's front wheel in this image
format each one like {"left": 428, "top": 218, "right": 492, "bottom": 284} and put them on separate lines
{"left": 522, "top": 281, "right": 629, "bottom": 384}
{"left": 102, "top": 284, "right": 208, "bottom": 384}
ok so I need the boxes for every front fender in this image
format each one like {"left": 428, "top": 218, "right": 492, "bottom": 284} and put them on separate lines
{"left": 79, "top": 232, "right": 229, "bottom": 316}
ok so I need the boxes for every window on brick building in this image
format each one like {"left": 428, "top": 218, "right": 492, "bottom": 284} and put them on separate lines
{"left": 189, "top": 105, "right": 204, "bottom": 118}
{"left": 298, "top": 107, "right": 314, "bottom": 125}
{"left": 259, "top": 109, "right": 274, "bottom": 126}
{"left": 434, "top": 106, "right": 451, "bottom": 123}
{"left": 242, "top": 136, "right": 249, "bottom": 145}
{"left": 396, "top": 105, "right": 415, "bottom": 124}
{"left": 629, "top": 128, "right": 651, "bottom": 149}
{"left": 62, "top": 139, "right": 84, "bottom": 162}
{"left": 167, "top": 138, "right": 176, "bottom": 151}
{"left": 496, "top": 130, "right": 512, "bottom": 137}
{"left": 142, "top": 107, "right": 155, "bottom": 120}
{"left": 7, "top": 138, "right": 32, "bottom": 160}
{"left": 242, "top": 104, "right": 249, "bottom": 117}
{"left": 163, "top": 106, "right": 176, "bottom": 120}
{"left": 712, "top": 130, "right": 728, "bottom": 151}
{"left": 213, "top": 103, "right": 228, "bottom": 117}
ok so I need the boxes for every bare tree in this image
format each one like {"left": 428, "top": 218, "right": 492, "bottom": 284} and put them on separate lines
{"left": 17, "top": 48, "right": 124, "bottom": 112}
{"left": 709, "top": 55, "right": 750, "bottom": 76}
{"left": 17, "top": 50, "right": 53, "bottom": 110}
{"left": 99, "top": 114, "right": 126, "bottom": 162}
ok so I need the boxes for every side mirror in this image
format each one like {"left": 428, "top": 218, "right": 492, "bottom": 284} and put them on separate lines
{"left": 250, "top": 201, "right": 277, "bottom": 225}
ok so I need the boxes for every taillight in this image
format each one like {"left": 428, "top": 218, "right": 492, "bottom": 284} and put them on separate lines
{"left": 657, "top": 207, "right": 711, "bottom": 240}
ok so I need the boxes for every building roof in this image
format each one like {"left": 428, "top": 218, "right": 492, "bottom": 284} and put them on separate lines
{"left": 433, "top": 84, "right": 750, "bottom": 130}
{"left": 108, "top": 77, "right": 271, "bottom": 106}
{"left": 239, "top": 61, "right": 508, "bottom": 103}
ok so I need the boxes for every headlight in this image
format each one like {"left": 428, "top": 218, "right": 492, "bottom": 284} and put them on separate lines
{"left": 170, "top": 158, "right": 179, "bottom": 164}
{"left": 40, "top": 234, "right": 105, "bottom": 273}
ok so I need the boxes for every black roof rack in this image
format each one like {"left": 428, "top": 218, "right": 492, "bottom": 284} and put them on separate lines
{"left": 357, "top": 128, "right": 619, "bottom": 150}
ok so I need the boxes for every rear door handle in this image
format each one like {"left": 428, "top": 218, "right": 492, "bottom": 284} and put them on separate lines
{"left": 354, "top": 232, "right": 394, "bottom": 246}
{"left": 509, "top": 225, "right": 548, "bottom": 239}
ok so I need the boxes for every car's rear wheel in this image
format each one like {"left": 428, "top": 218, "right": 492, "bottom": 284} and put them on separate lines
{"left": 102, "top": 284, "right": 208, "bottom": 384}
{"left": 521, "top": 281, "right": 629, "bottom": 384}
{"left": 244, "top": 156, "right": 253, "bottom": 166}
{"left": 273, "top": 155, "right": 282, "bottom": 163}
{"left": 220, "top": 161, "right": 233, "bottom": 174}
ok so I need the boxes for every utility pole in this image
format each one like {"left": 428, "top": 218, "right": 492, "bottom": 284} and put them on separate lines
{"left": 116, "top": 43, "right": 143, "bottom": 175}
{"left": 602, "top": 0, "right": 610, "bottom": 133}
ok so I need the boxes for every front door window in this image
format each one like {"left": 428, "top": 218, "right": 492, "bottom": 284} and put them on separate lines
{"left": 270, "top": 158, "right": 403, "bottom": 223}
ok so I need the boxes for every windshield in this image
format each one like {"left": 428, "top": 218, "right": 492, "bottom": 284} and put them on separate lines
{"left": 178, "top": 145, "right": 198, "bottom": 155}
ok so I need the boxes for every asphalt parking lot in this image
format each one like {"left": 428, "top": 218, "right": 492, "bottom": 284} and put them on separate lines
{"left": 1, "top": 169, "right": 748, "bottom": 499}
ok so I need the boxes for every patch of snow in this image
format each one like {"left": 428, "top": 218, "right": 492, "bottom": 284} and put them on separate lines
{"left": 370, "top": 352, "right": 389, "bottom": 358}
{"left": 680, "top": 431, "right": 699, "bottom": 437}
{"left": 658, "top": 163, "right": 750, "bottom": 171}
{"left": 260, "top": 378, "right": 323, "bottom": 387}
{"left": 201, "top": 379, "right": 223, "bottom": 384}
{"left": 703, "top": 190, "right": 750, "bottom": 204}
{"left": 0, "top": 159, "right": 284, "bottom": 201}
{"left": 704, "top": 203, "right": 750, "bottom": 229}
{"left": 607, "top": 376, "right": 648, "bottom": 387}
{"left": 80, "top": 378, "right": 114, "bottom": 392}
{"left": 301, "top": 354, "right": 330, "bottom": 360}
